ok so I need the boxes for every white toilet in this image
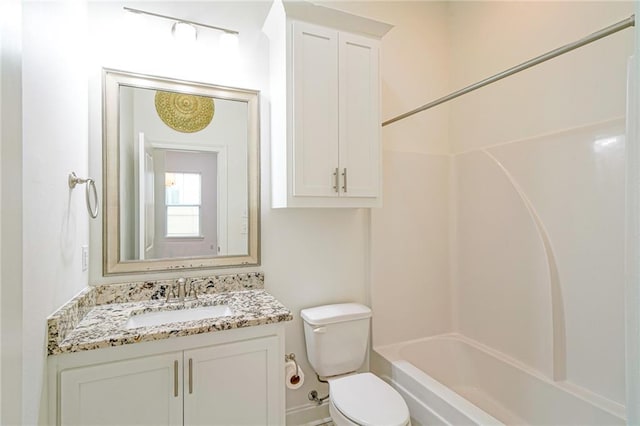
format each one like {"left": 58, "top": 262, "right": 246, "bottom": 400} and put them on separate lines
{"left": 301, "top": 303, "right": 410, "bottom": 426}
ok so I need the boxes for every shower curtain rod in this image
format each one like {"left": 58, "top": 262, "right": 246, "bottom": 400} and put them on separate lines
{"left": 382, "top": 14, "right": 636, "bottom": 127}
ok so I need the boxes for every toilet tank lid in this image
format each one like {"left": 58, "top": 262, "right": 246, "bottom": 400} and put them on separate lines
{"left": 301, "top": 303, "right": 372, "bottom": 326}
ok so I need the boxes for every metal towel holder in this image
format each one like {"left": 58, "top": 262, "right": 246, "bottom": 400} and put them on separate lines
{"left": 285, "top": 353, "right": 300, "bottom": 382}
{"left": 69, "top": 172, "right": 99, "bottom": 219}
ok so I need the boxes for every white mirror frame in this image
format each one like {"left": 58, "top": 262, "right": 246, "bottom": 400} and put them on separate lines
{"left": 103, "top": 69, "right": 260, "bottom": 275}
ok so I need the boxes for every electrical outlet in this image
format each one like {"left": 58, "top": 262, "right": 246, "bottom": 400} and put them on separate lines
{"left": 81, "top": 245, "right": 89, "bottom": 272}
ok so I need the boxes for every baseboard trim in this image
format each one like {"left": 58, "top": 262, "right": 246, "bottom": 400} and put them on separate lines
{"left": 286, "top": 401, "right": 331, "bottom": 425}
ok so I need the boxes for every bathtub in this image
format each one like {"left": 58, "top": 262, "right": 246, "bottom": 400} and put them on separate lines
{"left": 372, "top": 334, "right": 625, "bottom": 425}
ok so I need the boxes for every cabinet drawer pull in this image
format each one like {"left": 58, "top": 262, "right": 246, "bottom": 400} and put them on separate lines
{"left": 189, "top": 358, "right": 193, "bottom": 394}
{"left": 342, "top": 168, "right": 347, "bottom": 192}
{"left": 333, "top": 168, "right": 339, "bottom": 193}
{"left": 174, "top": 360, "right": 179, "bottom": 397}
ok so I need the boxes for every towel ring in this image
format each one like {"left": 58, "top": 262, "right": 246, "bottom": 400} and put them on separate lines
{"left": 69, "top": 172, "right": 99, "bottom": 219}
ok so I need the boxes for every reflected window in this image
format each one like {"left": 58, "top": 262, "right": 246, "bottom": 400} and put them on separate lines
{"left": 165, "top": 172, "right": 201, "bottom": 237}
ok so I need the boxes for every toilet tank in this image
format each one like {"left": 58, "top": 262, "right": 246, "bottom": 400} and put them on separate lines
{"left": 301, "top": 303, "right": 372, "bottom": 377}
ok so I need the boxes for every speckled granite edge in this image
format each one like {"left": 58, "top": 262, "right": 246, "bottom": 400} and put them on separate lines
{"left": 47, "top": 287, "right": 97, "bottom": 356}
{"left": 94, "top": 272, "right": 264, "bottom": 305}
{"left": 53, "top": 290, "right": 292, "bottom": 355}
{"left": 47, "top": 272, "right": 264, "bottom": 355}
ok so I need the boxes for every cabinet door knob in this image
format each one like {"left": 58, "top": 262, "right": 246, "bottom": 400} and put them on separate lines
{"left": 333, "top": 168, "right": 339, "bottom": 193}
{"left": 341, "top": 168, "right": 347, "bottom": 193}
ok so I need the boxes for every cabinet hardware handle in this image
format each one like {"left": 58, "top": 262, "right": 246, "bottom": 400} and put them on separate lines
{"left": 189, "top": 358, "right": 193, "bottom": 394}
{"left": 333, "top": 168, "right": 339, "bottom": 193}
{"left": 342, "top": 168, "right": 348, "bottom": 193}
{"left": 174, "top": 360, "right": 179, "bottom": 397}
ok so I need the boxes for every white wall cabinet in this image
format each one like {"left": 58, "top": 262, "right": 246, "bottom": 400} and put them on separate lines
{"left": 51, "top": 325, "right": 285, "bottom": 426}
{"left": 265, "top": 3, "right": 392, "bottom": 208}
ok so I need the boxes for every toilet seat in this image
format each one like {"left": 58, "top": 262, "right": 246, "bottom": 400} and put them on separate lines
{"left": 329, "top": 373, "right": 410, "bottom": 426}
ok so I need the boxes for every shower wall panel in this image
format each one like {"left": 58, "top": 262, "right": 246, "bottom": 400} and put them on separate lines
{"left": 449, "top": 1, "right": 633, "bottom": 408}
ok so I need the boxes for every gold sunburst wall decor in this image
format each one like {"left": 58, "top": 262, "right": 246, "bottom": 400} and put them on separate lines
{"left": 154, "top": 91, "right": 215, "bottom": 133}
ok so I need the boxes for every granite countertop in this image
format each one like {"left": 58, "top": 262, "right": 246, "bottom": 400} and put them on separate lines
{"left": 48, "top": 273, "right": 293, "bottom": 355}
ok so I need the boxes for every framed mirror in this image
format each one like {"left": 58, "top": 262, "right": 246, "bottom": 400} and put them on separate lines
{"left": 103, "top": 69, "right": 259, "bottom": 275}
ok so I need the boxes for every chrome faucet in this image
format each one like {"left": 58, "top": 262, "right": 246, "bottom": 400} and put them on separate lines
{"left": 166, "top": 278, "right": 197, "bottom": 303}
{"left": 186, "top": 280, "right": 199, "bottom": 300}
{"left": 165, "top": 285, "right": 177, "bottom": 302}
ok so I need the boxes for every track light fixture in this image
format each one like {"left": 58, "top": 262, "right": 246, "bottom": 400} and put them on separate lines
{"left": 123, "top": 7, "right": 239, "bottom": 46}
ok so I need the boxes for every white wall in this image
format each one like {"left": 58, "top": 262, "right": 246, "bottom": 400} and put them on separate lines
{"left": 88, "top": 1, "right": 271, "bottom": 283}
{"left": 84, "top": 0, "right": 372, "bottom": 415}
{"left": 21, "top": 2, "right": 90, "bottom": 423}
{"left": 0, "top": 0, "right": 24, "bottom": 424}
{"left": 84, "top": 0, "right": 454, "bottom": 415}
{"left": 323, "top": 1, "right": 454, "bottom": 348}
{"left": 449, "top": 1, "right": 633, "bottom": 407}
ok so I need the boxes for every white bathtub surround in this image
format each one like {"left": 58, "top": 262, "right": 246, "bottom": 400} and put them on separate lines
{"left": 625, "top": 31, "right": 640, "bottom": 422}
{"left": 446, "top": 4, "right": 632, "bottom": 410}
{"left": 479, "top": 148, "right": 566, "bottom": 381}
{"left": 373, "top": 334, "right": 625, "bottom": 425}
{"left": 369, "top": 117, "right": 629, "bottom": 424}
{"left": 362, "top": 2, "right": 633, "bottom": 424}
{"left": 454, "top": 118, "right": 627, "bottom": 402}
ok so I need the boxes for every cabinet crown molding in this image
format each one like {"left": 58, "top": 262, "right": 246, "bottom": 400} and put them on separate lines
{"left": 281, "top": 0, "right": 393, "bottom": 39}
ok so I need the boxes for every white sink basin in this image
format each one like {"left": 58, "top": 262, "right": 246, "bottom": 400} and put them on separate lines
{"left": 126, "top": 305, "right": 233, "bottom": 329}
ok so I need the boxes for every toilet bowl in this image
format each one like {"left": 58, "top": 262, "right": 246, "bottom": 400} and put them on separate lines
{"left": 328, "top": 373, "right": 410, "bottom": 426}
{"left": 300, "top": 303, "right": 411, "bottom": 426}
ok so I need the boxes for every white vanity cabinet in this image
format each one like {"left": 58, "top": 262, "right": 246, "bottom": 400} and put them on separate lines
{"left": 264, "top": 2, "right": 392, "bottom": 208}
{"left": 60, "top": 353, "right": 183, "bottom": 426}
{"left": 183, "top": 336, "right": 280, "bottom": 426}
{"left": 51, "top": 325, "right": 285, "bottom": 426}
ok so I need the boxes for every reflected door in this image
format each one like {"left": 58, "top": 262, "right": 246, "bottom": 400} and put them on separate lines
{"left": 138, "top": 132, "right": 155, "bottom": 260}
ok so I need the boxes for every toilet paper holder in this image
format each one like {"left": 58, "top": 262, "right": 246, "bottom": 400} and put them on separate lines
{"left": 285, "top": 353, "right": 300, "bottom": 383}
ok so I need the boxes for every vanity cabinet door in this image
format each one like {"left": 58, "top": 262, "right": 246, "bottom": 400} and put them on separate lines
{"left": 60, "top": 353, "right": 183, "bottom": 426}
{"left": 183, "top": 336, "right": 281, "bottom": 426}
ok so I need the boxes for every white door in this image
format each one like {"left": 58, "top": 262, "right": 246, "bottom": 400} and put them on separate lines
{"left": 338, "top": 32, "right": 380, "bottom": 198}
{"left": 183, "top": 336, "right": 281, "bottom": 426}
{"left": 138, "top": 132, "right": 155, "bottom": 259}
{"left": 292, "top": 21, "right": 340, "bottom": 197}
{"left": 60, "top": 353, "right": 182, "bottom": 426}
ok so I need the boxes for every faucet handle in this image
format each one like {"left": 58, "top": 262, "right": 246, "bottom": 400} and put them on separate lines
{"left": 186, "top": 281, "right": 199, "bottom": 300}
{"left": 165, "top": 285, "right": 177, "bottom": 302}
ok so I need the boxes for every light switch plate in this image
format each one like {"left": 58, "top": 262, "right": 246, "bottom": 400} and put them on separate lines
{"left": 81, "top": 245, "right": 89, "bottom": 272}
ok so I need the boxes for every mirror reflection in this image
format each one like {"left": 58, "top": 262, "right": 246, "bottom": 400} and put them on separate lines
{"left": 103, "top": 70, "right": 259, "bottom": 275}
{"left": 118, "top": 86, "right": 248, "bottom": 261}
